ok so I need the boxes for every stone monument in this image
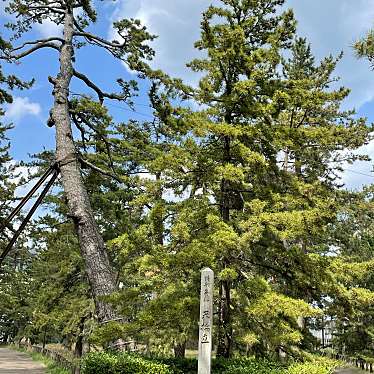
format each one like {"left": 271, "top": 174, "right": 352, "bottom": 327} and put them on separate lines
{"left": 198, "top": 267, "right": 214, "bottom": 374}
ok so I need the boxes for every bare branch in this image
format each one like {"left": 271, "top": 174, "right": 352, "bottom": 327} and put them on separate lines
{"left": 74, "top": 31, "right": 125, "bottom": 50}
{"left": 11, "top": 37, "right": 64, "bottom": 52}
{"left": 1, "top": 42, "right": 60, "bottom": 61}
{"left": 78, "top": 157, "right": 123, "bottom": 184}
{"left": 70, "top": 112, "right": 88, "bottom": 151}
{"left": 28, "top": 6, "right": 65, "bottom": 14}
{"left": 73, "top": 69, "right": 127, "bottom": 104}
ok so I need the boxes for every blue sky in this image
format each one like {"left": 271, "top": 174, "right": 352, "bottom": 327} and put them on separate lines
{"left": 2, "top": 0, "right": 374, "bottom": 190}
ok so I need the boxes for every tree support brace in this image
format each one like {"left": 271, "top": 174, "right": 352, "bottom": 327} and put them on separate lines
{"left": 0, "top": 163, "right": 60, "bottom": 267}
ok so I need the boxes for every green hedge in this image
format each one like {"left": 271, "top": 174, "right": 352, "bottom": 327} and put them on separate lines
{"left": 81, "top": 352, "right": 340, "bottom": 374}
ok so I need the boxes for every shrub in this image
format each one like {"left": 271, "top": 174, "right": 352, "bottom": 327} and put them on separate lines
{"left": 150, "top": 356, "right": 285, "bottom": 374}
{"left": 81, "top": 352, "right": 173, "bottom": 374}
{"left": 215, "top": 357, "right": 284, "bottom": 374}
{"left": 152, "top": 356, "right": 197, "bottom": 374}
{"left": 285, "top": 357, "right": 342, "bottom": 374}
{"left": 81, "top": 352, "right": 341, "bottom": 374}
{"left": 81, "top": 352, "right": 118, "bottom": 374}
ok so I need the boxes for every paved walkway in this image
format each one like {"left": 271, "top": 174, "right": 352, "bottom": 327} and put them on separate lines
{"left": 0, "top": 348, "right": 45, "bottom": 373}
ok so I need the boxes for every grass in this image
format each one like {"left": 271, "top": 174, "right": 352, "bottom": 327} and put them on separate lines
{"left": 45, "top": 343, "right": 76, "bottom": 361}
{"left": 14, "top": 346, "right": 70, "bottom": 374}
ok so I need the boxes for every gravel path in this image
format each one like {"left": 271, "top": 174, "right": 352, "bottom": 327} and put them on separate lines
{"left": 0, "top": 347, "right": 45, "bottom": 373}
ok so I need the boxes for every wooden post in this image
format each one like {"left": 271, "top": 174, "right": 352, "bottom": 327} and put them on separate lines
{"left": 198, "top": 268, "right": 214, "bottom": 374}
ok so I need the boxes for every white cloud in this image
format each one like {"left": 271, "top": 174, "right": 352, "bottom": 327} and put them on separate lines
{"left": 0, "top": 0, "right": 63, "bottom": 38}
{"left": 288, "top": 0, "right": 374, "bottom": 110}
{"left": 108, "top": 0, "right": 210, "bottom": 85}
{"left": 108, "top": 0, "right": 374, "bottom": 109}
{"left": 34, "top": 19, "right": 63, "bottom": 38}
{"left": 0, "top": 1, "right": 62, "bottom": 37}
{"left": 340, "top": 138, "right": 374, "bottom": 190}
{"left": 4, "top": 97, "right": 41, "bottom": 123}
{"left": 34, "top": 5, "right": 81, "bottom": 38}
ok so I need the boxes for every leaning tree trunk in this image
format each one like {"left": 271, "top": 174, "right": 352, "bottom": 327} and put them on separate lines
{"left": 51, "top": 7, "right": 118, "bottom": 324}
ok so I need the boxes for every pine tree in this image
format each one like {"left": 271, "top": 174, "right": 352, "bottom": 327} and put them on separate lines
{"left": 1, "top": 0, "right": 155, "bottom": 328}
{"left": 103, "top": 83, "right": 198, "bottom": 356}
{"left": 175, "top": 0, "right": 297, "bottom": 357}
{"left": 325, "top": 187, "right": 374, "bottom": 355}
{"left": 158, "top": 1, "right": 370, "bottom": 358}
{"left": 27, "top": 216, "right": 92, "bottom": 356}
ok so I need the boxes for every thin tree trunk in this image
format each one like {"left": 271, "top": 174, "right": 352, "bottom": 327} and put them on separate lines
{"left": 153, "top": 172, "right": 164, "bottom": 246}
{"left": 42, "top": 327, "right": 47, "bottom": 349}
{"left": 294, "top": 154, "right": 302, "bottom": 176}
{"left": 74, "top": 317, "right": 85, "bottom": 358}
{"left": 51, "top": 7, "right": 117, "bottom": 323}
{"left": 74, "top": 335, "right": 83, "bottom": 358}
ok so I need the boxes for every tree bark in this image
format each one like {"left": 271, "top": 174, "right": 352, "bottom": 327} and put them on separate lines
{"left": 173, "top": 340, "right": 186, "bottom": 358}
{"left": 51, "top": 7, "right": 117, "bottom": 323}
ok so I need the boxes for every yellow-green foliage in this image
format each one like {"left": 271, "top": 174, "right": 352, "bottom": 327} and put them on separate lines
{"left": 286, "top": 357, "right": 342, "bottom": 374}
{"left": 243, "top": 277, "right": 321, "bottom": 348}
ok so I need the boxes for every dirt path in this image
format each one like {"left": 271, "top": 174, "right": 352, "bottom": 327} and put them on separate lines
{"left": 0, "top": 347, "right": 45, "bottom": 373}
{"left": 335, "top": 368, "right": 363, "bottom": 374}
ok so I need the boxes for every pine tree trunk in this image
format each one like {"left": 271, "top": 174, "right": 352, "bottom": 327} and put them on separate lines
{"left": 217, "top": 278, "right": 232, "bottom": 358}
{"left": 51, "top": 7, "right": 117, "bottom": 323}
{"left": 173, "top": 340, "right": 186, "bottom": 358}
{"left": 217, "top": 135, "right": 233, "bottom": 358}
